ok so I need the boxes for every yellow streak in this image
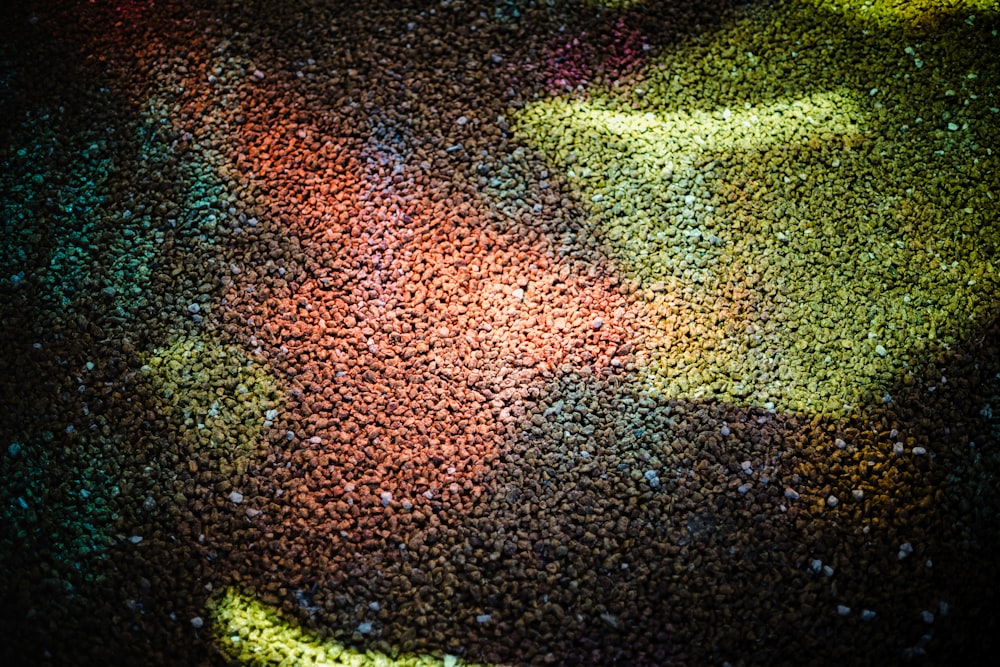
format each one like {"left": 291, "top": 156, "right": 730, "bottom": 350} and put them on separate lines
{"left": 212, "top": 588, "right": 492, "bottom": 667}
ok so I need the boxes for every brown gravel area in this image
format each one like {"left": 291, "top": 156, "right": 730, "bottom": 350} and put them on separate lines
{"left": 2, "top": 1, "right": 1000, "bottom": 666}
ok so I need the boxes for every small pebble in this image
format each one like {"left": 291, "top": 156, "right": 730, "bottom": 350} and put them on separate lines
{"left": 190, "top": 616, "right": 204, "bottom": 629}
{"left": 228, "top": 490, "right": 244, "bottom": 504}
{"left": 860, "top": 609, "right": 877, "bottom": 621}
{"left": 826, "top": 495, "right": 839, "bottom": 508}
{"left": 784, "top": 487, "right": 800, "bottom": 500}
{"left": 720, "top": 424, "right": 731, "bottom": 437}
{"left": 898, "top": 542, "right": 913, "bottom": 559}
{"left": 837, "top": 605, "right": 852, "bottom": 616}
{"left": 912, "top": 446, "right": 927, "bottom": 456}
{"left": 921, "top": 610, "right": 935, "bottom": 624}
{"left": 852, "top": 489, "right": 864, "bottom": 501}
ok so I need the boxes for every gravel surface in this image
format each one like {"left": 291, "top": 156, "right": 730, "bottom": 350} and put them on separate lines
{"left": 2, "top": 1, "right": 1000, "bottom": 666}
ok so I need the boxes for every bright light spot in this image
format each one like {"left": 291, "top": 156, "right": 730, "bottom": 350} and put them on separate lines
{"left": 538, "top": 90, "right": 862, "bottom": 156}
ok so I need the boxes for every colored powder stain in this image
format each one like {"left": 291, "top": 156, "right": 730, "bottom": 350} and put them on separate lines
{"left": 513, "top": 5, "right": 1000, "bottom": 415}
{"left": 0, "top": 106, "right": 202, "bottom": 319}
{"left": 0, "top": 432, "right": 120, "bottom": 584}
{"left": 541, "top": 18, "right": 649, "bottom": 94}
{"left": 212, "top": 587, "right": 492, "bottom": 667}
{"left": 140, "top": 335, "right": 282, "bottom": 474}
{"left": 798, "top": 0, "right": 999, "bottom": 29}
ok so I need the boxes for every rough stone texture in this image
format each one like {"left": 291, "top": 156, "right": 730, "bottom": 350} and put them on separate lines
{"left": 1, "top": 1, "right": 999, "bottom": 666}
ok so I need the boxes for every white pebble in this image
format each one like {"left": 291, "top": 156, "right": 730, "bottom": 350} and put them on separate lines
{"left": 921, "top": 610, "right": 935, "bottom": 624}
{"left": 129, "top": 535, "right": 143, "bottom": 544}
{"left": 810, "top": 559, "right": 823, "bottom": 574}
{"left": 228, "top": 490, "right": 244, "bottom": 504}
{"left": 592, "top": 317, "right": 604, "bottom": 330}
{"left": 380, "top": 491, "right": 393, "bottom": 507}
{"left": 852, "top": 489, "right": 864, "bottom": 501}
{"left": 875, "top": 344, "right": 887, "bottom": 357}
{"left": 720, "top": 424, "right": 731, "bottom": 437}
{"left": 190, "top": 616, "right": 204, "bottom": 629}
{"left": 898, "top": 542, "right": 913, "bottom": 559}
{"left": 784, "top": 487, "right": 800, "bottom": 500}
{"left": 253, "top": 69, "right": 264, "bottom": 79}
{"left": 822, "top": 565, "right": 835, "bottom": 577}
{"left": 837, "top": 605, "right": 852, "bottom": 616}
{"left": 476, "top": 614, "right": 492, "bottom": 623}
{"left": 826, "top": 495, "right": 839, "bottom": 508}
{"left": 834, "top": 438, "right": 846, "bottom": 449}
{"left": 860, "top": 609, "right": 877, "bottom": 621}
{"left": 357, "top": 622, "right": 372, "bottom": 634}
{"left": 912, "top": 446, "right": 927, "bottom": 456}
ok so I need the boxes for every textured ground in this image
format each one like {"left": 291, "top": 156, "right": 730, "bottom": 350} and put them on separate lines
{"left": 2, "top": 1, "right": 1000, "bottom": 666}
